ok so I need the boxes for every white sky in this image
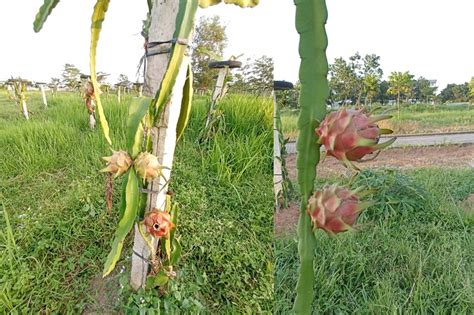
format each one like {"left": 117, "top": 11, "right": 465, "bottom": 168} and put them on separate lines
{"left": 1, "top": 0, "right": 473, "bottom": 90}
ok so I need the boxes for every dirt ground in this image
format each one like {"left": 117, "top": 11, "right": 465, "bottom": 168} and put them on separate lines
{"left": 275, "top": 144, "right": 474, "bottom": 235}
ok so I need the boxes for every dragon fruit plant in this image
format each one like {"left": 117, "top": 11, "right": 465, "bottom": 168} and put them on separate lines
{"left": 34, "top": 0, "right": 259, "bottom": 291}
{"left": 7, "top": 78, "right": 29, "bottom": 120}
{"left": 292, "top": 1, "right": 395, "bottom": 313}
{"left": 81, "top": 79, "right": 96, "bottom": 129}
{"left": 316, "top": 108, "right": 396, "bottom": 169}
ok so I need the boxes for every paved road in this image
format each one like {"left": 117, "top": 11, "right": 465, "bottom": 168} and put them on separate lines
{"left": 285, "top": 132, "right": 474, "bottom": 154}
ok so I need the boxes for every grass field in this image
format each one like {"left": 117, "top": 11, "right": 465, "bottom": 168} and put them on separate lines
{"left": 0, "top": 92, "right": 274, "bottom": 313}
{"left": 281, "top": 104, "right": 474, "bottom": 140}
{"left": 275, "top": 167, "right": 474, "bottom": 313}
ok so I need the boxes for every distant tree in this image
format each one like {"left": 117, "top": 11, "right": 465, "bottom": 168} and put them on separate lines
{"left": 468, "top": 77, "right": 474, "bottom": 103}
{"left": 61, "top": 63, "right": 81, "bottom": 91}
{"left": 230, "top": 56, "right": 274, "bottom": 95}
{"left": 412, "top": 77, "right": 437, "bottom": 103}
{"left": 116, "top": 74, "right": 131, "bottom": 89}
{"left": 388, "top": 71, "right": 414, "bottom": 105}
{"left": 244, "top": 55, "right": 274, "bottom": 94}
{"left": 49, "top": 77, "right": 61, "bottom": 96}
{"left": 452, "top": 83, "right": 469, "bottom": 102}
{"left": 329, "top": 57, "right": 357, "bottom": 104}
{"left": 374, "top": 80, "right": 390, "bottom": 105}
{"left": 439, "top": 83, "right": 469, "bottom": 103}
{"left": 363, "top": 74, "right": 378, "bottom": 105}
{"left": 388, "top": 71, "right": 414, "bottom": 118}
{"left": 96, "top": 72, "right": 109, "bottom": 84}
{"left": 276, "top": 81, "right": 300, "bottom": 109}
{"left": 191, "top": 16, "right": 227, "bottom": 91}
{"left": 329, "top": 52, "right": 383, "bottom": 106}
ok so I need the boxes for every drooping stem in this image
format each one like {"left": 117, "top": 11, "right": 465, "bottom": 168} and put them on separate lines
{"left": 293, "top": 0, "right": 329, "bottom": 313}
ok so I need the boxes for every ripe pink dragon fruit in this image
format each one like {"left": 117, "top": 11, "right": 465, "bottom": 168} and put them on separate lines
{"left": 316, "top": 108, "right": 395, "bottom": 167}
{"left": 100, "top": 150, "right": 132, "bottom": 177}
{"left": 307, "top": 185, "right": 373, "bottom": 235}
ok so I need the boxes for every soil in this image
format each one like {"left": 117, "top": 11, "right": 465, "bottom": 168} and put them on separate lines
{"left": 275, "top": 144, "right": 474, "bottom": 235}
{"left": 285, "top": 144, "right": 474, "bottom": 181}
{"left": 460, "top": 194, "right": 474, "bottom": 214}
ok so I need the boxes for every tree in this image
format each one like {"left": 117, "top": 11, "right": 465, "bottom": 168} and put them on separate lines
{"left": 388, "top": 71, "right": 414, "bottom": 105}
{"left": 329, "top": 57, "right": 357, "bottom": 105}
{"left": 412, "top": 77, "right": 437, "bottom": 103}
{"left": 230, "top": 56, "right": 274, "bottom": 95}
{"left": 388, "top": 71, "right": 414, "bottom": 118}
{"left": 191, "top": 16, "right": 227, "bottom": 91}
{"left": 49, "top": 77, "right": 61, "bottom": 96}
{"left": 363, "top": 74, "right": 378, "bottom": 105}
{"left": 61, "top": 63, "right": 81, "bottom": 91}
{"left": 439, "top": 82, "right": 469, "bottom": 103}
{"left": 469, "top": 77, "right": 474, "bottom": 104}
{"left": 116, "top": 74, "right": 131, "bottom": 89}
{"left": 374, "top": 80, "right": 390, "bottom": 105}
{"left": 329, "top": 53, "right": 383, "bottom": 106}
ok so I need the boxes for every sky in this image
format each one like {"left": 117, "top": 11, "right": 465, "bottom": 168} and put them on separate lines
{"left": 1, "top": 0, "right": 473, "bottom": 90}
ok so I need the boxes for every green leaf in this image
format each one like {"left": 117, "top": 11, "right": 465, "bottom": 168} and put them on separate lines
{"left": 151, "top": 0, "right": 198, "bottom": 123}
{"left": 176, "top": 64, "right": 193, "bottom": 142}
{"left": 154, "top": 271, "right": 169, "bottom": 286}
{"left": 118, "top": 172, "right": 129, "bottom": 219}
{"left": 145, "top": 271, "right": 169, "bottom": 289}
{"left": 170, "top": 203, "right": 179, "bottom": 241}
{"left": 33, "top": 0, "right": 60, "bottom": 32}
{"left": 103, "top": 169, "right": 140, "bottom": 277}
{"left": 170, "top": 237, "right": 182, "bottom": 265}
{"left": 126, "top": 97, "right": 152, "bottom": 158}
{"left": 199, "top": 0, "right": 259, "bottom": 8}
{"left": 293, "top": 0, "right": 329, "bottom": 314}
{"left": 90, "top": 0, "right": 113, "bottom": 146}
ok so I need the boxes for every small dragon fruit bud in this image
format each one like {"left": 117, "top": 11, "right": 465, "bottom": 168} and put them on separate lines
{"left": 134, "top": 152, "right": 162, "bottom": 181}
{"left": 307, "top": 185, "right": 373, "bottom": 235}
{"left": 143, "top": 209, "right": 174, "bottom": 238}
{"left": 316, "top": 108, "right": 396, "bottom": 168}
{"left": 100, "top": 150, "right": 132, "bottom": 177}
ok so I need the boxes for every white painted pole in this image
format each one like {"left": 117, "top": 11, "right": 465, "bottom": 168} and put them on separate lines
{"left": 273, "top": 92, "right": 282, "bottom": 211}
{"left": 205, "top": 67, "right": 228, "bottom": 128}
{"left": 22, "top": 99, "right": 29, "bottom": 120}
{"left": 40, "top": 85, "right": 48, "bottom": 108}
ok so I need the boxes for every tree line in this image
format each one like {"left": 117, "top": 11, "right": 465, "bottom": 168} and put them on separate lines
{"left": 278, "top": 52, "right": 474, "bottom": 108}
{"left": 2, "top": 15, "right": 273, "bottom": 97}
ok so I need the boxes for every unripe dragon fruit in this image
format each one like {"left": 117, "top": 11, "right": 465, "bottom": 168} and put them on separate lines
{"left": 134, "top": 152, "right": 163, "bottom": 181}
{"left": 307, "top": 185, "right": 373, "bottom": 235}
{"left": 143, "top": 209, "right": 174, "bottom": 238}
{"left": 100, "top": 150, "right": 132, "bottom": 177}
{"left": 316, "top": 108, "right": 396, "bottom": 168}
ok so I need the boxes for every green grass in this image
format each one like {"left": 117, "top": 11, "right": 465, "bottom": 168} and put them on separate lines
{"left": 0, "top": 92, "right": 273, "bottom": 313}
{"left": 275, "top": 168, "right": 474, "bottom": 313}
{"left": 281, "top": 104, "right": 474, "bottom": 139}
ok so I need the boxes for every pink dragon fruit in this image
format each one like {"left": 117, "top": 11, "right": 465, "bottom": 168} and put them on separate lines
{"left": 307, "top": 185, "right": 373, "bottom": 235}
{"left": 316, "top": 108, "right": 395, "bottom": 167}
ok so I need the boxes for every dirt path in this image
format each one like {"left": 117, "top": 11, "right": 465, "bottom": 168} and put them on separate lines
{"left": 275, "top": 144, "right": 474, "bottom": 235}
